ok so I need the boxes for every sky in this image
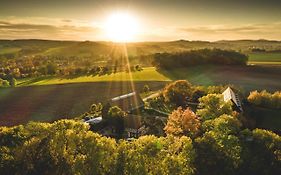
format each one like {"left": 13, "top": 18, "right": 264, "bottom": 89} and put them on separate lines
{"left": 0, "top": 0, "right": 280, "bottom": 41}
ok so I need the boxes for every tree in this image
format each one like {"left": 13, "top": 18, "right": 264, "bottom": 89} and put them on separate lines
{"left": 108, "top": 106, "right": 126, "bottom": 137}
{"left": 164, "top": 107, "right": 201, "bottom": 138}
{"left": 196, "top": 94, "right": 233, "bottom": 121}
{"left": 163, "top": 80, "right": 193, "bottom": 107}
{"left": 238, "top": 129, "right": 281, "bottom": 175}
{"left": 118, "top": 135, "right": 195, "bottom": 175}
{"left": 248, "top": 90, "right": 281, "bottom": 109}
{"left": 143, "top": 84, "right": 150, "bottom": 94}
{"left": 195, "top": 130, "right": 242, "bottom": 175}
{"left": 202, "top": 114, "right": 241, "bottom": 135}
{"left": 8, "top": 78, "right": 16, "bottom": 87}
{"left": 0, "top": 78, "right": 9, "bottom": 87}
{"left": 46, "top": 63, "right": 57, "bottom": 75}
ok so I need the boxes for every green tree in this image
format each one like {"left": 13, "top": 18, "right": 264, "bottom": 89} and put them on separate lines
{"left": 46, "top": 63, "right": 57, "bottom": 75}
{"left": 163, "top": 80, "right": 193, "bottom": 107}
{"left": 119, "top": 135, "right": 195, "bottom": 175}
{"left": 9, "top": 78, "right": 16, "bottom": 87}
{"left": 143, "top": 84, "right": 150, "bottom": 94}
{"left": 202, "top": 114, "right": 241, "bottom": 134}
{"left": 196, "top": 94, "right": 233, "bottom": 121}
{"left": 238, "top": 129, "right": 281, "bottom": 175}
{"left": 108, "top": 106, "right": 126, "bottom": 137}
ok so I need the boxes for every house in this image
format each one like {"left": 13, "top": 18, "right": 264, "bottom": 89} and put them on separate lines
{"left": 124, "top": 114, "right": 147, "bottom": 138}
{"left": 222, "top": 87, "right": 243, "bottom": 112}
{"left": 89, "top": 114, "right": 147, "bottom": 138}
{"left": 109, "top": 92, "right": 145, "bottom": 113}
{"left": 85, "top": 92, "right": 147, "bottom": 138}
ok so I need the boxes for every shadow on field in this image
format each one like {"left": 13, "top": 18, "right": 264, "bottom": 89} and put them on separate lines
{"left": 156, "top": 65, "right": 281, "bottom": 93}
{"left": 17, "top": 76, "right": 53, "bottom": 86}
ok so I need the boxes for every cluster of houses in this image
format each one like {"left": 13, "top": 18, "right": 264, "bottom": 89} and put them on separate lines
{"left": 84, "top": 87, "right": 243, "bottom": 139}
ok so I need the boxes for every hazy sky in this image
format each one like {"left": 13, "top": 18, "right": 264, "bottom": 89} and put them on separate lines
{"left": 0, "top": 0, "right": 280, "bottom": 41}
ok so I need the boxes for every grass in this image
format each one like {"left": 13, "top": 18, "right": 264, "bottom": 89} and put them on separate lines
{"left": 16, "top": 65, "right": 281, "bottom": 93}
{"left": 158, "top": 65, "right": 281, "bottom": 93}
{"left": 248, "top": 61, "right": 281, "bottom": 65}
{"left": 248, "top": 52, "right": 281, "bottom": 63}
{"left": 17, "top": 67, "right": 170, "bottom": 86}
{"left": 0, "top": 47, "right": 21, "bottom": 54}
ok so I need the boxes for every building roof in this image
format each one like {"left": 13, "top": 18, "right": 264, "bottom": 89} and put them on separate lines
{"left": 109, "top": 92, "right": 144, "bottom": 113}
{"left": 85, "top": 117, "right": 103, "bottom": 124}
{"left": 222, "top": 87, "right": 243, "bottom": 111}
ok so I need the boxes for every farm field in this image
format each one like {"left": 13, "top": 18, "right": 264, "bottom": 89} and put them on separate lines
{"left": 1, "top": 64, "right": 281, "bottom": 126}
{"left": 248, "top": 52, "right": 281, "bottom": 64}
{"left": 17, "top": 67, "right": 169, "bottom": 86}
{"left": 17, "top": 65, "right": 281, "bottom": 93}
{"left": 158, "top": 65, "right": 281, "bottom": 93}
{"left": 0, "top": 81, "right": 168, "bottom": 126}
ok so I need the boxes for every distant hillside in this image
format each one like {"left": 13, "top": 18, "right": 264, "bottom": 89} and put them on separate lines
{"left": 1, "top": 39, "right": 281, "bottom": 59}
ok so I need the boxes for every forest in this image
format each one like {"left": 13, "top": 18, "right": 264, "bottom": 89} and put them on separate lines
{"left": 0, "top": 119, "right": 280, "bottom": 175}
{"left": 152, "top": 49, "right": 248, "bottom": 69}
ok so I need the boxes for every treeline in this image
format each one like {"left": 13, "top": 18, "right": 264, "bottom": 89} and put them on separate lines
{"left": 0, "top": 120, "right": 195, "bottom": 175}
{"left": 0, "top": 55, "right": 143, "bottom": 80}
{"left": 152, "top": 49, "right": 248, "bottom": 69}
{"left": 248, "top": 90, "right": 281, "bottom": 109}
{"left": 0, "top": 120, "right": 280, "bottom": 175}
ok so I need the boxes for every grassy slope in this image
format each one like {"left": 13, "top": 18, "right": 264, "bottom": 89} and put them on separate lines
{"left": 17, "top": 67, "right": 169, "bottom": 86}
{"left": 248, "top": 52, "right": 281, "bottom": 64}
{"left": 16, "top": 65, "right": 281, "bottom": 93}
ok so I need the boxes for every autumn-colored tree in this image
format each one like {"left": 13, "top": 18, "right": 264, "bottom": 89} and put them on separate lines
{"left": 164, "top": 107, "right": 201, "bottom": 137}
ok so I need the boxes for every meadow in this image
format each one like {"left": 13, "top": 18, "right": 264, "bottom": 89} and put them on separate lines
{"left": 17, "top": 67, "right": 169, "bottom": 86}
{"left": 16, "top": 65, "right": 281, "bottom": 93}
{"left": 248, "top": 52, "right": 281, "bottom": 65}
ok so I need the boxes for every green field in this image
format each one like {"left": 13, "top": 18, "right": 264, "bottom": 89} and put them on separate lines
{"left": 17, "top": 67, "right": 169, "bottom": 86}
{"left": 16, "top": 65, "right": 281, "bottom": 93}
{"left": 248, "top": 52, "right": 281, "bottom": 64}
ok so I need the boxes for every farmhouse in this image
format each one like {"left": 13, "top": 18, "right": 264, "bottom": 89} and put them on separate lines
{"left": 222, "top": 87, "right": 243, "bottom": 112}
{"left": 108, "top": 92, "right": 147, "bottom": 138}
{"left": 85, "top": 92, "right": 147, "bottom": 138}
{"left": 124, "top": 114, "right": 147, "bottom": 138}
{"left": 94, "top": 114, "right": 147, "bottom": 138}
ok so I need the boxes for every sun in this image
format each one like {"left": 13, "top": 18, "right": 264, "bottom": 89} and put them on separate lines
{"left": 104, "top": 12, "right": 139, "bottom": 42}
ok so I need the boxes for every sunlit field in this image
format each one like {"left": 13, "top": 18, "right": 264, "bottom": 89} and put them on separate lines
{"left": 248, "top": 52, "right": 281, "bottom": 64}
{"left": 17, "top": 67, "right": 169, "bottom": 86}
